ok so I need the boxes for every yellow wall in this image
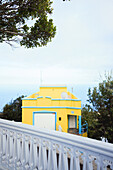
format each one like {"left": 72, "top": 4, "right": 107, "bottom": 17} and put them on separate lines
{"left": 27, "top": 86, "right": 78, "bottom": 100}
{"left": 39, "top": 87, "right": 67, "bottom": 98}
{"left": 22, "top": 86, "right": 81, "bottom": 133}
{"left": 22, "top": 108, "right": 33, "bottom": 125}
{"left": 22, "top": 107, "right": 81, "bottom": 133}
{"left": 22, "top": 98, "right": 81, "bottom": 108}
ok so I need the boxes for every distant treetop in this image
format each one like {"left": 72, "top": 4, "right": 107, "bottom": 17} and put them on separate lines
{"left": 0, "top": 0, "right": 56, "bottom": 48}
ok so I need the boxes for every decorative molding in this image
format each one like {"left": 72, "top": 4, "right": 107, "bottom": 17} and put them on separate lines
{"left": 52, "top": 99, "right": 81, "bottom": 101}
{"left": 22, "top": 96, "right": 43, "bottom": 100}
{"left": 37, "top": 96, "right": 43, "bottom": 99}
{"left": 22, "top": 97, "right": 81, "bottom": 101}
{"left": 45, "top": 96, "right": 51, "bottom": 99}
{"left": 0, "top": 119, "right": 113, "bottom": 170}
{"left": 40, "top": 86, "right": 67, "bottom": 88}
{"left": 22, "top": 106, "right": 81, "bottom": 109}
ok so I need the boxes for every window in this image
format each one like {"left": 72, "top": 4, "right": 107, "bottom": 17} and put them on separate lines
{"left": 59, "top": 117, "right": 61, "bottom": 121}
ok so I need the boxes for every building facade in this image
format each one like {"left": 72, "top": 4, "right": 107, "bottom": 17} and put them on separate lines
{"left": 22, "top": 86, "right": 83, "bottom": 135}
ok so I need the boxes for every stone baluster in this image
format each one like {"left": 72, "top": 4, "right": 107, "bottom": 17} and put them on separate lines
{"left": 21, "top": 133, "right": 25, "bottom": 169}
{"left": 52, "top": 143, "right": 57, "bottom": 170}
{"left": 47, "top": 141, "right": 53, "bottom": 170}
{"left": 6, "top": 130, "right": 10, "bottom": 161}
{"left": 9, "top": 131, "right": 14, "bottom": 168}
{"left": 2, "top": 129, "right": 7, "bottom": 159}
{"left": 94, "top": 155, "right": 102, "bottom": 170}
{"left": 42, "top": 140, "right": 48, "bottom": 170}
{"left": 33, "top": 138, "right": 38, "bottom": 169}
{"left": 38, "top": 139, "right": 43, "bottom": 170}
{"left": 5, "top": 130, "right": 9, "bottom": 169}
{"left": 63, "top": 146, "right": 68, "bottom": 170}
{"left": 0, "top": 128, "right": 3, "bottom": 163}
{"left": 70, "top": 148, "right": 80, "bottom": 170}
{"left": 9, "top": 131, "right": 13, "bottom": 159}
{"left": 81, "top": 152, "right": 87, "bottom": 170}
{"left": 17, "top": 133, "right": 22, "bottom": 167}
{"left": 2, "top": 130, "right": 7, "bottom": 167}
{"left": 73, "top": 149, "right": 80, "bottom": 170}
{"left": 87, "top": 154, "right": 95, "bottom": 170}
{"left": 70, "top": 148, "right": 74, "bottom": 170}
{"left": 58, "top": 144, "right": 64, "bottom": 170}
{"left": 29, "top": 136, "right": 33, "bottom": 169}
{"left": 13, "top": 132, "right": 17, "bottom": 169}
{"left": 25, "top": 135, "right": 30, "bottom": 169}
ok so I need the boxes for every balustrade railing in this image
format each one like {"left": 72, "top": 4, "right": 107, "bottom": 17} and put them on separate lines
{"left": 0, "top": 119, "right": 113, "bottom": 170}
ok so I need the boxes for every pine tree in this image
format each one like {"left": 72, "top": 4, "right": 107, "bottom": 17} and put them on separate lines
{"left": 0, "top": 0, "right": 56, "bottom": 48}
{"left": 82, "top": 74, "right": 113, "bottom": 143}
{"left": 1, "top": 95, "right": 24, "bottom": 122}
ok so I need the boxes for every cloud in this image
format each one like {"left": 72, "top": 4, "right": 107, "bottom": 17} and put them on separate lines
{"left": 0, "top": 0, "right": 113, "bottom": 86}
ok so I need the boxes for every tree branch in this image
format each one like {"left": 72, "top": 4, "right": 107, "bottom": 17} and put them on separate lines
{"left": 0, "top": 29, "right": 26, "bottom": 36}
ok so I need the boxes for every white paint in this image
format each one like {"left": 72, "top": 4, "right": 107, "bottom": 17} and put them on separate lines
{"left": 0, "top": 119, "right": 113, "bottom": 170}
{"left": 58, "top": 125, "right": 62, "bottom": 132}
{"left": 34, "top": 113, "right": 55, "bottom": 130}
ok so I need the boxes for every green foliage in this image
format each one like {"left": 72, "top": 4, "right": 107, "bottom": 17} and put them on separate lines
{"left": 1, "top": 95, "right": 24, "bottom": 122}
{"left": 0, "top": 0, "right": 56, "bottom": 48}
{"left": 82, "top": 74, "right": 113, "bottom": 143}
{"left": 82, "top": 105, "right": 100, "bottom": 140}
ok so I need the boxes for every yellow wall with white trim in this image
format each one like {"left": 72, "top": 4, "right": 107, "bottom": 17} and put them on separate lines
{"left": 22, "top": 107, "right": 81, "bottom": 133}
{"left": 22, "top": 99, "right": 81, "bottom": 108}
{"left": 22, "top": 86, "right": 81, "bottom": 133}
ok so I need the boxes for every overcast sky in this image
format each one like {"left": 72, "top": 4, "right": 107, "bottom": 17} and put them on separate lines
{"left": 0, "top": 0, "right": 113, "bottom": 109}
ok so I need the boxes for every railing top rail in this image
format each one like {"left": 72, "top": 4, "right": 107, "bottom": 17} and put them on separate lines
{"left": 0, "top": 118, "right": 113, "bottom": 158}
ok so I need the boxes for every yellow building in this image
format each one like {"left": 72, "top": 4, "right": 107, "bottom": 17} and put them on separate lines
{"left": 22, "top": 86, "right": 83, "bottom": 135}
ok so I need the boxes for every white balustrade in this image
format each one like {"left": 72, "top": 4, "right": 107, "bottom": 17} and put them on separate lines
{"left": 0, "top": 119, "right": 113, "bottom": 170}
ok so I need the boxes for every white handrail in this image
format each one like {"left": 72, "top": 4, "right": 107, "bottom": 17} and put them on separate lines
{"left": 0, "top": 118, "right": 113, "bottom": 170}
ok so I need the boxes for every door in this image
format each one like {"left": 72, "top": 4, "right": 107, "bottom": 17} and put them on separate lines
{"left": 34, "top": 113, "right": 55, "bottom": 130}
{"left": 68, "top": 115, "right": 76, "bottom": 128}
